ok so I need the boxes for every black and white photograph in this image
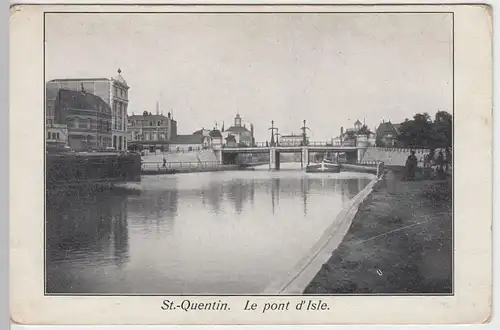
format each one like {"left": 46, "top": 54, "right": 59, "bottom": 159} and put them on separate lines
{"left": 9, "top": 3, "right": 493, "bottom": 325}
{"left": 45, "top": 13, "right": 453, "bottom": 294}
{"left": 43, "top": 10, "right": 454, "bottom": 296}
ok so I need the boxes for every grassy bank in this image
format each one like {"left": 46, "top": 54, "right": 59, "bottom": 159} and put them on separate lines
{"left": 304, "top": 167, "right": 452, "bottom": 294}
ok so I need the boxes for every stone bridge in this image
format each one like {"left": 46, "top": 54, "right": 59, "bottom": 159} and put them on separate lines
{"left": 215, "top": 141, "right": 367, "bottom": 170}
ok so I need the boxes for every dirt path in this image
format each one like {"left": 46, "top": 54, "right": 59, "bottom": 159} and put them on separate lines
{"left": 304, "top": 168, "right": 452, "bottom": 294}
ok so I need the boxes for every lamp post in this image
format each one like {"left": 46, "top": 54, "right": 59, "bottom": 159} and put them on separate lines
{"left": 275, "top": 128, "right": 282, "bottom": 146}
{"left": 301, "top": 119, "right": 311, "bottom": 146}
{"left": 268, "top": 120, "right": 278, "bottom": 147}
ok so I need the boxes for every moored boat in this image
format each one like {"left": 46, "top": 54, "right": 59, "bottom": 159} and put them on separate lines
{"left": 306, "top": 160, "right": 340, "bottom": 173}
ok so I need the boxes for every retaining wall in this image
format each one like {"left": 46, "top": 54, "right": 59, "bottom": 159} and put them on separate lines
{"left": 263, "top": 172, "right": 380, "bottom": 294}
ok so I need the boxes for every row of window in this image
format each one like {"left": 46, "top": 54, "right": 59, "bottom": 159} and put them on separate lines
{"left": 132, "top": 132, "right": 168, "bottom": 141}
{"left": 113, "top": 86, "right": 128, "bottom": 99}
{"left": 69, "top": 134, "right": 113, "bottom": 142}
{"left": 67, "top": 117, "right": 112, "bottom": 131}
{"left": 47, "top": 132, "right": 60, "bottom": 140}
{"left": 112, "top": 102, "right": 127, "bottom": 131}
{"left": 128, "top": 120, "right": 169, "bottom": 127}
{"left": 112, "top": 101, "right": 127, "bottom": 115}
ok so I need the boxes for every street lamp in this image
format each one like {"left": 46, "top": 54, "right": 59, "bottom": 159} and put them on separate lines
{"left": 301, "top": 119, "right": 311, "bottom": 146}
{"left": 268, "top": 120, "right": 278, "bottom": 147}
{"left": 275, "top": 128, "right": 282, "bottom": 146}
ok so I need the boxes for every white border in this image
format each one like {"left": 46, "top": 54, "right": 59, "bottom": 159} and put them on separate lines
{"left": 8, "top": 2, "right": 494, "bottom": 327}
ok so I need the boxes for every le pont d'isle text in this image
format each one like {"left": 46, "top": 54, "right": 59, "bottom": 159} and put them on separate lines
{"left": 161, "top": 299, "right": 329, "bottom": 314}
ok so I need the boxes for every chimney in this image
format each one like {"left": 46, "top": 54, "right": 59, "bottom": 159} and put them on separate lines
{"left": 156, "top": 101, "right": 159, "bottom": 115}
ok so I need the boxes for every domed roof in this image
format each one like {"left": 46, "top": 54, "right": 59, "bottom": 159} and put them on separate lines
{"left": 114, "top": 68, "right": 128, "bottom": 86}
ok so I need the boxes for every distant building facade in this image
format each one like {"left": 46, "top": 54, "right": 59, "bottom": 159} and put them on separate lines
{"left": 279, "top": 134, "right": 304, "bottom": 146}
{"left": 169, "top": 134, "right": 210, "bottom": 152}
{"left": 127, "top": 110, "right": 177, "bottom": 144}
{"left": 225, "top": 134, "right": 238, "bottom": 147}
{"left": 127, "top": 110, "right": 215, "bottom": 152}
{"left": 51, "top": 89, "right": 112, "bottom": 151}
{"left": 376, "top": 121, "right": 400, "bottom": 147}
{"left": 222, "top": 114, "right": 254, "bottom": 146}
{"left": 46, "top": 69, "right": 130, "bottom": 151}
{"left": 46, "top": 124, "right": 69, "bottom": 148}
{"left": 209, "top": 128, "right": 223, "bottom": 149}
{"left": 331, "top": 119, "right": 376, "bottom": 147}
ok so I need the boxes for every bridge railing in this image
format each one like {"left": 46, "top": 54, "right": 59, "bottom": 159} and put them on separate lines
{"left": 141, "top": 161, "right": 220, "bottom": 171}
{"left": 222, "top": 141, "right": 357, "bottom": 148}
{"left": 357, "top": 160, "right": 382, "bottom": 166}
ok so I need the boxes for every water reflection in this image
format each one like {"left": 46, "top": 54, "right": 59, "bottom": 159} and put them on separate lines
{"left": 46, "top": 169, "right": 373, "bottom": 294}
{"left": 46, "top": 189, "right": 130, "bottom": 293}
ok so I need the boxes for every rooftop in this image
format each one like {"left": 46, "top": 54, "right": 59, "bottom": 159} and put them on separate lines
{"left": 48, "top": 78, "right": 111, "bottom": 83}
{"left": 113, "top": 68, "right": 128, "bottom": 87}
{"left": 209, "top": 129, "right": 223, "bottom": 138}
{"left": 55, "top": 89, "right": 111, "bottom": 113}
{"left": 171, "top": 134, "right": 205, "bottom": 144}
{"left": 128, "top": 113, "right": 173, "bottom": 121}
{"left": 225, "top": 125, "right": 250, "bottom": 133}
{"left": 377, "top": 121, "right": 398, "bottom": 136}
{"left": 193, "top": 128, "right": 211, "bottom": 136}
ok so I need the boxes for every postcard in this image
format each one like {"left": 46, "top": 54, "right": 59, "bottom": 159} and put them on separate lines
{"left": 9, "top": 3, "right": 492, "bottom": 325}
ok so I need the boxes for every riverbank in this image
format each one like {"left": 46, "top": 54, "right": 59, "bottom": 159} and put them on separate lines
{"left": 304, "top": 167, "right": 452, "bottom": 294}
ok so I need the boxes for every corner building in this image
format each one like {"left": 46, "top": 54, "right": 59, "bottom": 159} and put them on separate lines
{"left": 46, "top": 69, "right": 130, "bottom": 151}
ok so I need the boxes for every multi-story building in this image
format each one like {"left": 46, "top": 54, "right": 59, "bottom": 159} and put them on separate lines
{"left": 376, "top": 121, "right": 400, "bottom": 147}
{"left": 46, "top": 69, "right": 130, "bottom": 151}
{"left": 51, "top": 88, "right": 112, "bottom": 151}
{"left": 46, "top": 124, "right": 69, "bottom": 149}
{"left": 127, "top": 110, "right": 178, "bottom": 151}
{"left": 221, "top": 114, "right": 254, "bottom": 146}
{"left": 279, "top": 134, "right": 304, "bottom": 146}
{"left": 331, "top": 119, "right": 377, "bottom": 147}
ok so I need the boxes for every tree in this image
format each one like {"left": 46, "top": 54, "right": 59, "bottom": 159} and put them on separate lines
{"left": 434, "top": 111, "right": 452, "bottom": 147}
{"left": 396, "top": 113, "right": 434, "bottom": 147}
{"left": 396, "top": 111, "right": 453, "bottom": 148}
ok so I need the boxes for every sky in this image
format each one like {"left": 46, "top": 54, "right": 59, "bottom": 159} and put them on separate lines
{"left": 45, "top": 12, "right": 453, "bottom": 142}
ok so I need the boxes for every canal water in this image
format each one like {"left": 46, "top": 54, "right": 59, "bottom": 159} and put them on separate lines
{"left": 46, "top": 163, "right": 374, "bottom": 294}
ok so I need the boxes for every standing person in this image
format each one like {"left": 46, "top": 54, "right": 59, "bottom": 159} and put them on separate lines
{"left": 445, "top": 147, "right": 452, "bottom": 172}
{"left": 437, "top": 150, "right": 445, "bottom": 175}
{"left": 162, "top": 157, "right": 167, "bottom": 168}
{"left": 424, "top": 150, "right": 434, "bottom": 179}
{"left": 404, "top": 150, "right": 418, "bottom": 180}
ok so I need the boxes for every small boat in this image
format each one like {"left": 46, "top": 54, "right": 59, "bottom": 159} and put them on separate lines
{"left": 306, "top": 160, "right": 340, "bottom": 173}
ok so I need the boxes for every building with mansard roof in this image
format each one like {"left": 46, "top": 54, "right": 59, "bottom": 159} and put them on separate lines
{"left": 51, "top": 88, "right": 112, "bottom": 151}
{"left": 46, "top": 68, "right": 130, "bottom": 150}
